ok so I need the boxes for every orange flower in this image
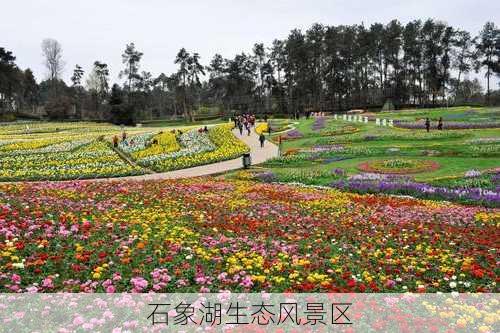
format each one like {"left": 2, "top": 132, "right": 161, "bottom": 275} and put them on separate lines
{"left": 121, "top": 257, "right": 131, "bottom": 264}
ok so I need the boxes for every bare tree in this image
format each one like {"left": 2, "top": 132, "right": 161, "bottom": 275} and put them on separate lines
{"left": 41, "top": 38, "right": 64, "bottom": 81}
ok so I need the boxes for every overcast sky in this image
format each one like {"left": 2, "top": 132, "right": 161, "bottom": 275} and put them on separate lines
{"left": 2, "top": 0, "right": 499, "bottom": 86}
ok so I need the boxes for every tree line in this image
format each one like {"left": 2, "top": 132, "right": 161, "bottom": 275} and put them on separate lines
{"left": 1, "top": 19, "right": 499, "bottom": 123}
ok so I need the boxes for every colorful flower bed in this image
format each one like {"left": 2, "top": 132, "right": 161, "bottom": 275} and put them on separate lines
{"left": 394, "top": 120, "right": 500, "bottom": 130}
{"left": 139, "top": 125, "right": 248, "bottom": 172}
{"left": 0, "top": 178, "right": 497, "bottom": 293}
{"left": 331, "top": 176, "right": 500, "bottom": 208}
{"left": 117, "top": 133, "right": 154, "bottom": 154}
{"left": 358, "top": 159, "right": 440, "bottom": 174}
{"left": 129, "top": 132, "right": 180, "bottom": 159}
{"left": 0, "top": 138, "right": 92, "bottom": 156}
{"left": 0, "top": 141, "right": 145, "bottom": 181}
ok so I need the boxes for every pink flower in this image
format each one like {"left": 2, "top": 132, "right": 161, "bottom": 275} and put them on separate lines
{"left": 11, "top": 274, "right": 21, "bottom": 284}
{"left": 73, "top": 315, "right": 85, "bottom": 326}
{"left": 239, "top": 276, "right": 253, "bottom": 288}
{"left": 385, "top": 279, "right": 396, "bottom": 289}
{"left": 106, "top": 285, "right": 116, "bottom": 293}
{"left": 42, "top": 277, "right": 54, "bottom": 289}
{"left": 130, "top": 277, "right": 148, "bottom": 292}
{"left": 25, "top": 286, "right": 38, "bottom": 293}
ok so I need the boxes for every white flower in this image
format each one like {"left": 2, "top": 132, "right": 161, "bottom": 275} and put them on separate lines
{"left": 449, "top": 282, "right": 457, "bottom": 289}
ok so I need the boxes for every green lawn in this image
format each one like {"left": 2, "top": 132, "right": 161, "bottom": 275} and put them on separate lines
{"left": 256, "top": 106, "right": 500, "bottom": 188}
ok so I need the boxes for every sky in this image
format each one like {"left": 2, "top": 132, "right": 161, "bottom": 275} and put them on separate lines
{"left": 2, "top": 0, "right": 499, "bottom": 87}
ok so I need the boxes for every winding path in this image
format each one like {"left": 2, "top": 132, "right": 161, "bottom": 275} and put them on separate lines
{"left": 87, "top": 127, "right": 279, "bottom": 182}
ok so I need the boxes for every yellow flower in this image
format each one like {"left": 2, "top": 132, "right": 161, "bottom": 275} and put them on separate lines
{"left": 252, "top": 275, "right": 266, "bottom": 283}
{"left": 478, "top": 326, "right": 491, "bottom": 333}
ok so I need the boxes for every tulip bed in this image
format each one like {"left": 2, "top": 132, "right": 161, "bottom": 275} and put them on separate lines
{"left": 0, "top": 178, "right": 497, "bottom": 293}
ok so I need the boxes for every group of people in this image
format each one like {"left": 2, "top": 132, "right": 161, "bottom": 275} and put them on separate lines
{"left": 233, "top": 114, "right": 256, "bottom": 136}
{"left": 112, "top": 131, "right": 128, "bottom": 148}
{"left": 425, "top": 117, "right": 444, "bottom": 132}
{"left": 232, "top": 114, "right": 267, "bottom": 148}
{"left": 197, "top": 126, "right": 209, "bottom": 134}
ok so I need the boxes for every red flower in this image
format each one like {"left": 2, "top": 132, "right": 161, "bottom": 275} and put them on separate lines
{"left": 347, "top": 279, "right": 356, "bottom": 288}
{"left": 71, "top": 264, "right": 82, "bottom": 272}
{"left": 472, "top": 268, "right": 484, "bottom": 278}
{"left": 98, "top": 251, "right": 107, "bottom": 259}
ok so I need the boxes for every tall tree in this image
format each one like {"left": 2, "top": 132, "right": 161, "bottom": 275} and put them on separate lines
{"left": 23, "top": 69, "right": 39, "bottom": 112}
{"left": 86, "top": 61, "right": 109, "bottom": 110}
{"left": 451, "top": 30, "right": 475, "bottom": 101}
{"left": 0, "top": 47, "right": 20, "bottom": 112}
{"left": 71, "top": 65, "right": 84, "bottom": 87}
{"left": 476, "top": 22, "right": 500, "bottom": 105}
{"left": 120, "top": 43, "right": 143, "bottom": 96}
{"left": 174, "top": 48, "right": 192, "bottom": 121}
{"left": 41, "top": 38, "right": 64, "bottom": 98}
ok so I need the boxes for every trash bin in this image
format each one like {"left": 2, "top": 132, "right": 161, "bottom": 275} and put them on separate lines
{"left": 242, "top": 153, "right": 251, "bottom": 169}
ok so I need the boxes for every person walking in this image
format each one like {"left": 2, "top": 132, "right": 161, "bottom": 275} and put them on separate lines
{"left": 113, "top": 135, "right": 119, "bottom": 148}
{"left": 246, "top": 123, "right": 251, "bottom": 136}
{"left": 437, "top": 117, "right": 443, "bottom": 130}
{"left": 238, "top": 123, "right": 243, "bottom": 136}
{"left": 425, "top": 118, "right": 430, "bottom": 133}
{"left": 259, "top": 133, "right": 265, "bottom": 148}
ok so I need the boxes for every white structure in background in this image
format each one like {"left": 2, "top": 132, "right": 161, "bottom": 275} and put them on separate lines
{"left": 343, "top": 114, "right": 347, "bottom": 121}
{"left": 389, "top": 119, "right": 394, "bottom": 127}
{"left": 364, "top": 117, "right": 369, "bottom": 123}
{"left": 375, "top": 118, "right": 381, "bottom": 126}
{"left": 334, "top": 114, "right": 338, "bottom": 120}
{"left": 382, "top": 119, "right": 387, "bottom": 126}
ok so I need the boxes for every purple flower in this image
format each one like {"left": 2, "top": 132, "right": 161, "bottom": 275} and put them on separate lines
{"left": 256, "top": 171, "right": 277, "bottom": 183}
{"left": 283, "top": 129, "right": 303, "bottom": 139}
{"left": 312, "top": 117, "right": 327, "bottom": 131}
{"left": 330, "top": 178, "right": 500, "bottom": 207}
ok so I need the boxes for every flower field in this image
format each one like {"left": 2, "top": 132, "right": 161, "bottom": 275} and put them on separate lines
{"left": 0, "top": 122, "right": 149, "bottom": 181}
{"left": 0, "top": 122, "right": 249, "bottom": 181}
{"left": 135, "top": 125, "right": 249, "bottom": 172}
{"left": 0, "top": 178, "right": 497, "bottom": 293}
{"left": 0, "top": 141, "right": 144, "bottom": 181}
